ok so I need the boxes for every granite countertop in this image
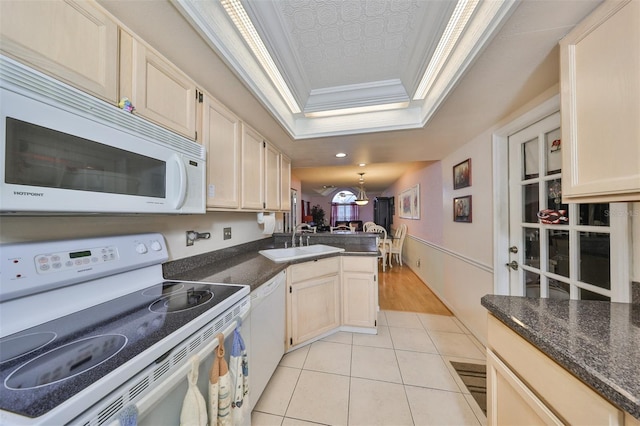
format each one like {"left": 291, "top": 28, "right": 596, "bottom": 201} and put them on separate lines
{"left": 481, "top": 295, "right": 640, "bottom": 419}
{"left": 164, "top": 236, "right": 378, "bottom": 292}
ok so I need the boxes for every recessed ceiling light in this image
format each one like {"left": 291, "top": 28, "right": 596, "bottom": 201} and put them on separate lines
{"left": 359, "top": 163, "right": 366, "bottom": 167}
{"left": 335, "top": 153, "right": 347, "bottom": 158}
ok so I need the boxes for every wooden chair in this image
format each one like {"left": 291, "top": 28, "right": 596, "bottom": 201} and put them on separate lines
{"left": 363, "top": 221, "right": 376, "bottom": 232}
{"left": 331, "top": 224, "right": 351, "bottom": 232}
{"left": 368, "top": 224, "right": 391, "bottom": 272}
{"left": 389, "top": 224, "right": 407, "bottom": 266}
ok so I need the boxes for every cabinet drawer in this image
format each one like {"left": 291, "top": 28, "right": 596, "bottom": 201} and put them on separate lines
{"left": 289, "top": 257, "right": 340, "bottom": 283}
{"left": 488, "top": 315, "right": 623, "bottom": 425}
{"left": 342, "top": 256, "right": 376, "bottom": 273}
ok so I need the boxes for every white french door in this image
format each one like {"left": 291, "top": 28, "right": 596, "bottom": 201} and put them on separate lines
{"left": 506, "top": 112, "right": 631, "bottom": 302}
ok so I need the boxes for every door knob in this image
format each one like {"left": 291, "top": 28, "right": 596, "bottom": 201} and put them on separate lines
{"left": 509, "top": 246, "right": 518, "bottom": 253}
{"left": 505, "top": 260, "right": 519, "bottom": 271}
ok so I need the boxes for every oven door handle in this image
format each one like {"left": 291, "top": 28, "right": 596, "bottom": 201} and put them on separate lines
{"left": 105, "top": 310, "right": 247, "bottom": 426}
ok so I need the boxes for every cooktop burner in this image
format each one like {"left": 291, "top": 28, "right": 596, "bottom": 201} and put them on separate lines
{"left": 0, "top": 280, "right": 244, "bottom": 419}
{"left": 149, "top": 288, "right": 214, "bottom": 313}
{"left": 0, "top": 332, "right": 57, "bottom": 364}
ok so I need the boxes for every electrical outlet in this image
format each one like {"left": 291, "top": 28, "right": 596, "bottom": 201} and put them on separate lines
{"left": 416, "top": 258, "right": 421, "bottom": 267}
{"left": 223, "top": 227, "right": 232, "bottom": 240}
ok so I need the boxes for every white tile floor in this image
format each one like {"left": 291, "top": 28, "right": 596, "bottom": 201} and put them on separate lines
{"left": 251, "top": 310, "right": 487, "bottom": 426}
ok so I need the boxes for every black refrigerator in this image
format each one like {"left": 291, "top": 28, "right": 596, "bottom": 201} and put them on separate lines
{"left": 374, "top": 197, "right": 394, "bottom": 232}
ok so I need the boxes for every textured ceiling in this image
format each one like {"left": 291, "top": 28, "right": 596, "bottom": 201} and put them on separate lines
{"left": 244, "top": 0, "right": 455, "bottom": 110}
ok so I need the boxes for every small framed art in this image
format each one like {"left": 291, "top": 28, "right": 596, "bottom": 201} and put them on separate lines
{"left": 453, "top": 195, "right": 472, "bottom": 223}
{"left": 453, "top": 159, "right": 471, "bottom": 190}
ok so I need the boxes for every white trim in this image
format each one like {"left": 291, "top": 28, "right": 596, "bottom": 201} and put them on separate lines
{"left": 408, "top": 235, "right": 493, "bottom": 273}
{"left": 607, "top": 203, "right": 632, "bottom": 303}
{"left": 492, "top": 94, "right": 560, "bottom": 295}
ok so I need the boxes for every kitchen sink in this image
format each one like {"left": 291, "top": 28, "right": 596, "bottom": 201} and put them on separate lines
{"left": 259, "top": 244, "right": 345, "bottom": 263}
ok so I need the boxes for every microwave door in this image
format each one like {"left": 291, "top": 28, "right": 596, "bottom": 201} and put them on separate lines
{"left": 0, "top": 87, "right": 202, "bottom": 214}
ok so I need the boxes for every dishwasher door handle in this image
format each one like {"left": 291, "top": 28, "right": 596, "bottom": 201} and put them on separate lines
{"left": 254, "top": 273, "right": 285, "bottom": 299}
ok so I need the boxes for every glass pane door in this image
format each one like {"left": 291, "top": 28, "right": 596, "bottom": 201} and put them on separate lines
{"left": 507, "top": 112, "right": 614, "bottom": 301}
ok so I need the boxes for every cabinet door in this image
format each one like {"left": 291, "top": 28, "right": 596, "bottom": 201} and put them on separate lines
{"left": 289, "top": 274, "right": 340, "bottom": 346}
{"left": 264, "top": 141, "right": 281, "bottom": 211}
{"left": 0, "top": 0, "right": 118, "bottom": 102}
{"left": 201, "top": 94, "right": 240, "bottom": 209}
{"left": 342, "top": 271, "right": 376, "bottom": 328}
{"left": 280, "top": 154, "right": 292, "bottom": 211}
{"left": 120, "top": 30, "right": 197, "bottom": 139}
{"left": 560, "top": 0, "right": 640, "bottom": 202}
{"left": 487, "top": 350, "right": 564, "bottom": 426}
{"left": 240, "top": 124, "right": 265, "bottom": 210}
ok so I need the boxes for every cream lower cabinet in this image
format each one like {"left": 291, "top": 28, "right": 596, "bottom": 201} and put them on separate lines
{"left": 487, "top": 314, "right": 627, "bottom": 425}
{"left": 342, "top": 257, "right": 377, "bottom": 328}
{"left": 200, "top": 93, "right": 241, "bottom": 209}
{"left": 560, "top": 0, "right": 640, "bottom": 203}
{"left": 0, "top": 0, "right": 118, "bottom": 102}
{"left": 287, "top": 257, "right": 340, "bottom": 348}
{"left": 119, "top": 30, "right": 197, "bottom": 140}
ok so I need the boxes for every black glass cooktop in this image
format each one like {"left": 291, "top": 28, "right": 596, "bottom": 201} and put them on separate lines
{"left": 0, "top": 281, "right": 244, "bottom": 419}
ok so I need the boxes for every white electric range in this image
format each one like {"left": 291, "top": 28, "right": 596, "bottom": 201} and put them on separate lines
{"left": 0, "top": 233, "right": 249, "bottom": 425}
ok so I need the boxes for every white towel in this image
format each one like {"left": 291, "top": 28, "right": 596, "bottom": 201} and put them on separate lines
{"left": 180, "top": 356, "right": 207, "bottom": 426}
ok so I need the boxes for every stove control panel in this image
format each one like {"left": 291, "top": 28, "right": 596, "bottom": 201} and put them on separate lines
{"left": 35, "top": 245, "right": 119, "bottom": 274}
{"left": 0, "top": 233, "right": 168, "bottom": 302}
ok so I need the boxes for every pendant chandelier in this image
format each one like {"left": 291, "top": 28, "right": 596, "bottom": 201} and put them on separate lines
{"left": 355, "top": 172, "right": 369, "bottom": 206}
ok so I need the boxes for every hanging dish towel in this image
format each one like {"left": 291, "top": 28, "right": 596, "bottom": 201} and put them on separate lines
{"left": 118, "top": 404, "right": 138, "bottom": 426}
{"left": 209, "top": 333, "right": 232, "bottom": 426}
{"left": 229, "top": 323, "right": 249, "bottom": 424}
{"left": 180, "top": 356, "right": 207, "bottom": 426}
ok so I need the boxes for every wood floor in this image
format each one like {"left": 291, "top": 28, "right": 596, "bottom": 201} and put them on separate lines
{"left": 378, "top": 263, "right": 452, "bottom": 315}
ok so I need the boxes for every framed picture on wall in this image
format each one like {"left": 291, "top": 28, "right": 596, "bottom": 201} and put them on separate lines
{"left": 453, "top": 195, "right": 472, "bottom": 223}
{"left": 453, "top": 159, "right": 471, "bottom": 189}
{"left": 399, "top": 188, "right": 413, "bottom": 218}
{"left": 411, "top": 184, "right": 420, "bottom": 219}
{"left": 399, "top": 184, "right": 420, "bottom": 219}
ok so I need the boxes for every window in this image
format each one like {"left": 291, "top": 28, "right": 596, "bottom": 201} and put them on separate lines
{"left": 331, "top": 191, "right": 358, "bottom": 225}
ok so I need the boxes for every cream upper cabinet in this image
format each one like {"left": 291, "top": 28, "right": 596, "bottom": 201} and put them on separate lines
{"left": 200, "top": 92, "right": 240, "bottom": 209}
{"left": 487, "top": 315, "right": 625, "bottom": 425}
{"left": 342, "top": 257, "right": 377, "bottom": 328}
{"left": 0, "top": 0, "right": 118, "bottom": 102}
{"left": 280, "top": 154, "right": 292, "bottom": 211}
{"left": 264, "top": 141, "right": 281, "bottom": 211}
{"left": 241, "top": 123, "right": 265, "bottom": 210}
{"left": 119, "top": 30, "right": 197, "bottom": 140}
{"left": 287, "top": 257, "right": 341, "bottom": 348}
{"left": 560, "top": 0, "right": 640, "bottom": 203}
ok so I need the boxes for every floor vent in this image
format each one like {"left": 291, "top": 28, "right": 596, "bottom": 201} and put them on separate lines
{"left": 450, "top": 361, "right": 487, "bottom": 415}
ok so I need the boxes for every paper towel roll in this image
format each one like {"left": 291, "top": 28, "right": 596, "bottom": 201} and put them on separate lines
{"left": 257, "top": 213, "right": 276, "bottom": 235}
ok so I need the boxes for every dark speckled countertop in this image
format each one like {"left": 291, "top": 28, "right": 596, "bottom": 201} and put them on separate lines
{"left": 163, "top": 233, "right": 378, "bottom": 292}
{"left": 481, "top": 295, "right": 640, "bottom": 419}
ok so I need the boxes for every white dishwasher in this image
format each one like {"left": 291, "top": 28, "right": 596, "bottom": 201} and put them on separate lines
{"left": 248, "top": 270, "right": 286, "bottom": 410}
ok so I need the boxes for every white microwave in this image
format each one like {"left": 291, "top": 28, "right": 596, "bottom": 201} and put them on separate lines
{"left": 0, "top": 56, "right": 205, "bottom": 215}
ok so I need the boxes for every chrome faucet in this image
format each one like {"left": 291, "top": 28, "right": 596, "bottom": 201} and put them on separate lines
{"left": 291, "top": 223, "right": 306, "bottom": 247}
